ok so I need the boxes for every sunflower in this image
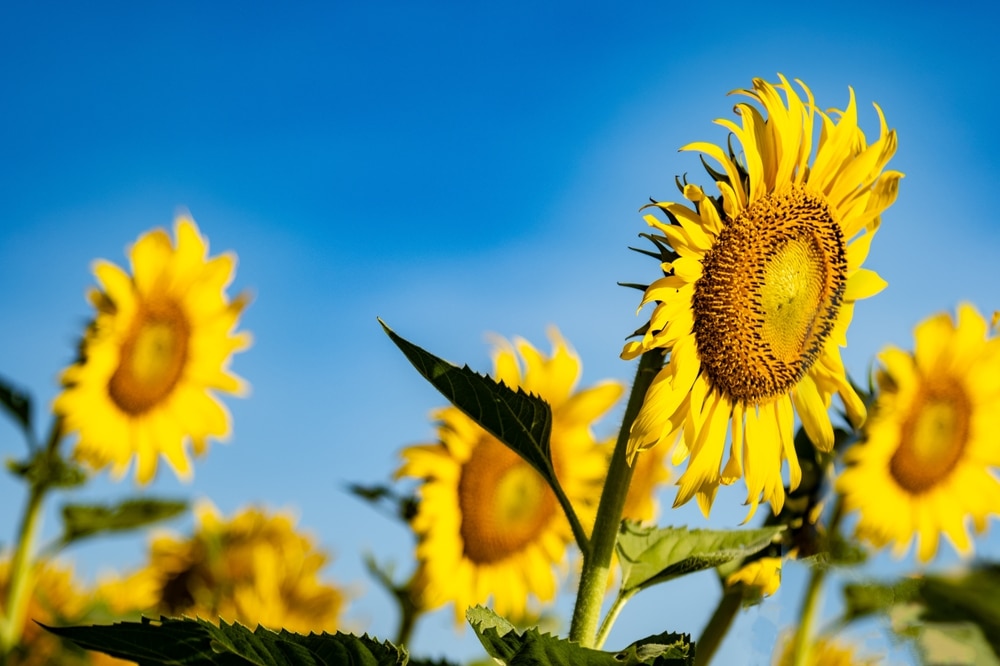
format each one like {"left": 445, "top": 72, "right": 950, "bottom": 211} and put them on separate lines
{"left": 125, "top": 501, "right": 346, "bottom": 633}
{"left": 623, "top": 76, "right": 901, "bottom": 518}
{"left": 837, "top": 304, "right": 1000, "bottom": 562}
{"left": 774, "top": 634, "right": 878, "bottom": 666}
{"left": 54, "top": 216, "right": 251, "bottom": 484}
{"left": 0, "top": 557, "right": 87, "bottom": 666}
{"left": 396, "top": 328, "right": 622, "bottom": 623}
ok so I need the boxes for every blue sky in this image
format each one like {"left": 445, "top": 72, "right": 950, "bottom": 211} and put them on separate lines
{"left": 2, "top": 2, "right": 998, "bottom": 663}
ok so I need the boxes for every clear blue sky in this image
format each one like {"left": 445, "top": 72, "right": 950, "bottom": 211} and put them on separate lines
{"left": 2, "top": 2, "right": 998, "bottom": 663}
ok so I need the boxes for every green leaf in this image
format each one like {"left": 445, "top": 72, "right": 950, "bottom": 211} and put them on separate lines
{"left": 379, "top": 321, "right": 554, "bottom": 481}
{"left": 466, "top": 607, "right": 694, "bottom": 666}
{"left": 60, "top": 498, "right": 188, "bottom": 544}
{"left": 616, "top": 522, "right": 783, "bottom": 594}
{"left": 0, "top": 374, "right": 32, "bottom": 438}
{"left": 890, "top": 616, "right": 1000, "bottom": 666}
{"left": 380, "top": 320, "right": 597, "bottom": 552}
{"left": 616, "top": 632, "right": 695, "bottom": 666}
{"left": 843, "top": 564, "right": 1000, "bottom": 662}
{"left": 7, "top": 449, "right": 87, "bottom": 488}
{"left": 841, "top": 579, "right": 922, "bottom": 623}
{"left": 45, "top": 616, "right": 410, "bottom": 666}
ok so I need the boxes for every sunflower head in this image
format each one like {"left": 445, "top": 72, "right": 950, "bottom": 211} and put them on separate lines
{"left": 54, "top": 215, "right": 252, "bottom": 484}
{"left": 837, "top": 303, "right": 1000, "bottom": 563}
{"left": 140, "top": 501, "right": 345, "bottom": 633}
{"left": 396, "top": 328, "right": 622, "bottom": 624}
{"left": 0, "top": 558, "right": 89, "bottom": 666}
{"left": 623, "top": 75, "right": 901, "bottom": 519}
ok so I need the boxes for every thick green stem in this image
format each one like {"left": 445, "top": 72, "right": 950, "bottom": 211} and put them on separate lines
{"left": 568, "top": 349, "right": 664, "bottom": 648}
{"left": 694, "top": 584, "right": 743, "bottom": 666}
{"left": 789, "top": 497, "right": 844, "bottom": 666}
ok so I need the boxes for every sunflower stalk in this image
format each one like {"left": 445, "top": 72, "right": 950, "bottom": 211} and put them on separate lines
{"left": 568, "top": 348, "right": 664, "bottom": 648}
{"left": 0, "top": 416, "right": 64, "bottom": 655}
{"left": 789, "top": 496, "right": 845, "bottom": 666}
{"left": 693, "top": 583, "right": 744, "bottom": 666}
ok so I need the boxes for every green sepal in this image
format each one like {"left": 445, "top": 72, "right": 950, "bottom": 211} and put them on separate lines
{"left": 616, "top": 521, "right": 783, "bottom": 595}
{"left": 467, "top": 607, "right": 694, "bottom": 665}
{"left": 44, "top": 616, "right": 416, "bottom": 666}
{"left": 7, "top": 448, "right": 87, "bottom": 488}
{"left": 60, "top": 498, "right": 188, "bottom": 545}
{"left": 0, "top": 375, "right": 33, "bottom": 441}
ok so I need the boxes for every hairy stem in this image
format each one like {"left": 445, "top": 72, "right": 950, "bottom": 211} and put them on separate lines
{"left": 595, "top": 590, "right": 634, "bottom": 650}
{"left": 568, "top": 349, "right": 663, "bottom": 647}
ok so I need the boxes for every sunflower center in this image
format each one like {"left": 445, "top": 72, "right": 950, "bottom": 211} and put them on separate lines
{"left": 457, "top": 435, "right": 557, "bottom": 564}
{"left": 108, "top": 298, "right": 191, "bottom": 415}
{"left": 692, "top": 188, "right": 847, "bottom": 402}
{"left": 890, "top": 378, "right": 971, "bottom": 493}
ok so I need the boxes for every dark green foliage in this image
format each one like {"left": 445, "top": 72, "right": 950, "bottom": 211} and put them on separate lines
{"left": 60, "top": 498, "right": 188, "bottom": 545}
{"left": 45, "top": 617, "right": 416, "bottom": 666}
{"left": 467, "top": 607, "right": 694, "bottom": 666}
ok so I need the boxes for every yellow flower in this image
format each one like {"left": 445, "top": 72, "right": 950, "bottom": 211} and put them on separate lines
{"left": 725, "top": 556, "right": 782, "bottom": 598}
{"left": 396, "top": 328, "right": 622, "bottom": 623}
{"left": 624, "top": 76, "right": 901, "bottom": 518}
{"left": 92, "top": 567, "right": 161, "bottom": 617}
{"left": 136, "top": 501, "right": 346, "bottom": 633}
{"left": 0, "top": 557, "right": 89, "bottom": 666}
{"left": 775, "top": 634, "right": 879, "bottom": 666}
{"left": 837, "top": 304, "right": 1000, "bottom": 562}
{"left": 55, "top": 215, "right": 251, "bottom": 484}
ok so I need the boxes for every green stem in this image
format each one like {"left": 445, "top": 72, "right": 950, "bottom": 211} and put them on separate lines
{"left": 789, "top": 497, "right": 844, "bottom": 666}
{"left": 394, "top": 598, "right": 420, "bottom": 648}
{"left": 568, "top": 349, "right": 664, "bottom": 648}
{"left": 594, "top": 590, "right": 634, "bottom": 649}
{"left": 694, "top": 584, "right": 744, "bottom": 666}
{"left": 0, "top": 485, "right": 45, "bottom": 654}
{"left": 0, "top": 417, "right": 64, "bottom": 655}
{"left": 552, "top": 474, "right": 591, "bottom": 557}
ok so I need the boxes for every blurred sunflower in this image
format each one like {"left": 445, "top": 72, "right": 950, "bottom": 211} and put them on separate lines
{"left": 837, "top": 304, "right": 1000, "bottom": 562}
{"left": 0, "top": 557, "right": 88, "bottom": 666}
{"left": 396, "top": 328, "right": 622, "bottom": 623}
{"left": 623, "top": 76, "right": 901, "bottom": 518}
{"left": 774, "top": 634, "right": 878, "bottom": 666}
{"left": 54, "top": 215, "right": 251, "bottom": 484}
{"left": 130, "top": 501, "right": 346, "bottom": 633}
